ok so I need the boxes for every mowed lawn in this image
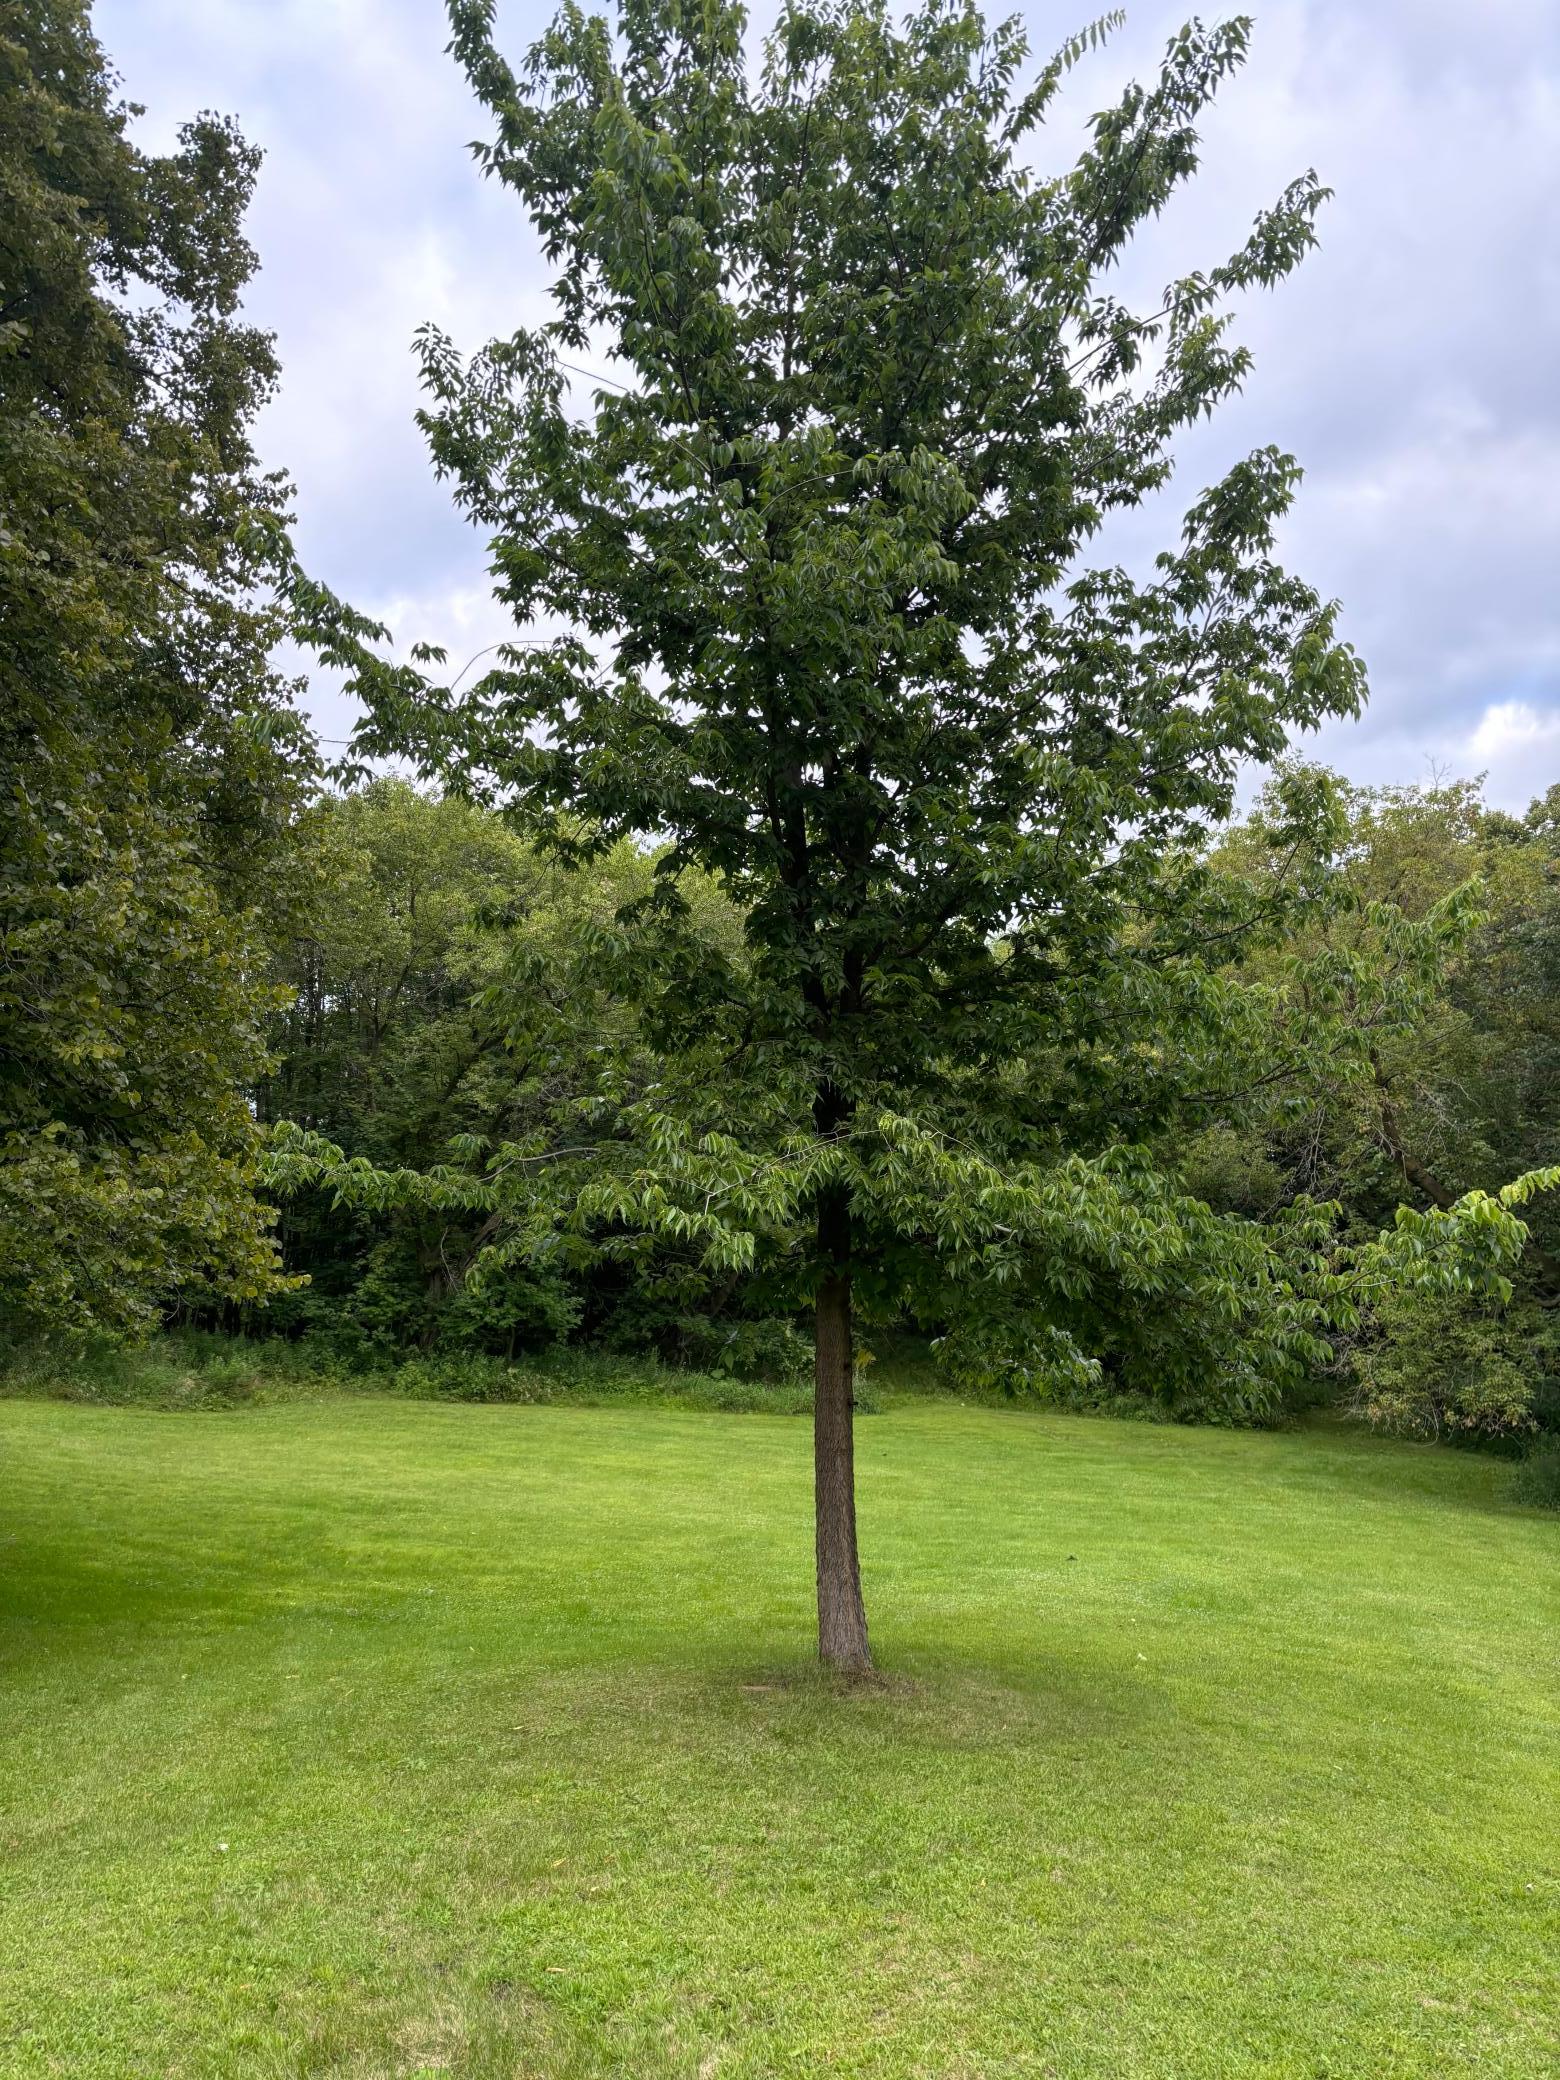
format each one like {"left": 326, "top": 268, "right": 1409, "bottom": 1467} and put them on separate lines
{"left": 1, "top": 1397, "right": 1555, "bottom": 2079}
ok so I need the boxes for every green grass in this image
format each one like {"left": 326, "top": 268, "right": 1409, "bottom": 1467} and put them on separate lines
{"left": 1, "top": 1389, "right": 1555, "bottom": 2078}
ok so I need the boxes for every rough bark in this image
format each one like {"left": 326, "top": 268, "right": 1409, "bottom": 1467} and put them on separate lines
{"left": 814, "top": 1185, "right": 871, "bottom": 1670}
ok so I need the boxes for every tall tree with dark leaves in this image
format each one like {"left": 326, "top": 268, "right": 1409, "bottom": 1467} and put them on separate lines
{"left": 0, "top": 1, "right": 314, "bottom": 1339}
{"left": 323, "top": 0, "right": 1383, "bottom": 1665}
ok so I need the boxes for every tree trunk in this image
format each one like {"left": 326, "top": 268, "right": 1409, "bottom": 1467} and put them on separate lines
{"left": 814, "top": 1186, "right": 871, "bottom": 1671}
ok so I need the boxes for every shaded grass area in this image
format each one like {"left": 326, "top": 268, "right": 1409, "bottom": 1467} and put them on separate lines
{"left": 1, "top": 1394, "right": 1556, "bottom": 2077}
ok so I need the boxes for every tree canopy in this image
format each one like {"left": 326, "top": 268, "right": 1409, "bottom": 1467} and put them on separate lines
{"left": 0, "top": 0, "right": 314, "bottom": 1338}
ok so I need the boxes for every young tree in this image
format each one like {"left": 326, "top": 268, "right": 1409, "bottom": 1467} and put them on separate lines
{"left": 0, "top": 1, "right": 313, "bottom": 1339}
{"left": 321, "top": 0, "right": 1373, "bottom": 1666}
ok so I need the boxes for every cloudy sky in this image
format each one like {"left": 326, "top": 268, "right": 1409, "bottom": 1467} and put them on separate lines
{"left": 99, "top": 0, "right": 1560, "bottom": 808}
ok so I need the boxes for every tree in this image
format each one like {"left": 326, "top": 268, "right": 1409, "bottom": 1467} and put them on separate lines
{"left": 262, "top": 781, "right": 545, "bottom": 1164}
{"left": 0, "top": 1, "right": 313, "bottom": 1339}
{"left": 260, "top": 782, "right": 802, "bottom": 1369}
{"left": 1191, "top": 768, "right": 1560, "bottom": 1440}
{"left": 315, "top": 0, "right": 1510, "bottom": 1666}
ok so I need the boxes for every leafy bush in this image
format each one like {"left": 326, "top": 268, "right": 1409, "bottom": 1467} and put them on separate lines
{"left": 393, "top": 1344, "right": 873, "bottom": 1415}
{"left": 931, "top": 1319, "right": 1106, "bottom": 1406}
{"left": 656, "top": 1315, "right": 813, "bottom": 1386}
{"left": 0, "top": 1332, "right": 872, "bottom": 1417}
{"left": 0, "top": 1333, "right": 338, "bottom": 1410}
{"left": 255, "top": 1229, "right": 580, "bottom": 1367}
{"left": 1350, "top": 1289, "right": 1560, "bottom": 1442}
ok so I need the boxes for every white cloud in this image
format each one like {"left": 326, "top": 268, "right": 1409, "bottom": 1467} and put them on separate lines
{"left": 95, "top": 0, "right": 1560, "bottom": 809}
{"left": 1470, "top": 698, "right": 1560, "bottom": 763}
{"left": 1302, "top": 697, "right": 1560, "bottom": 817}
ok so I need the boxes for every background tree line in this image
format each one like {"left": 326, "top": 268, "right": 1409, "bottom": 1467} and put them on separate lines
{"left": 247, "top": 768, "right": 1560, "bottom": 1449}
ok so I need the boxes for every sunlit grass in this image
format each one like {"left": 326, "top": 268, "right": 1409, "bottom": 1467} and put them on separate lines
{"left": 1, "top": 1387, "right": 1555, "bottom": 2076}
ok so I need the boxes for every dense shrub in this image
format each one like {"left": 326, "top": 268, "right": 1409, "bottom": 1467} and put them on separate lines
{"left": 0, "top": 1333, "right": 873, "bottom": 1418}
{"left": 0, "top": 1334, "right": 335, "bottom": 1410}
{"left": 1350, "top": 1290, "right": 1560, "bottom": 1443}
